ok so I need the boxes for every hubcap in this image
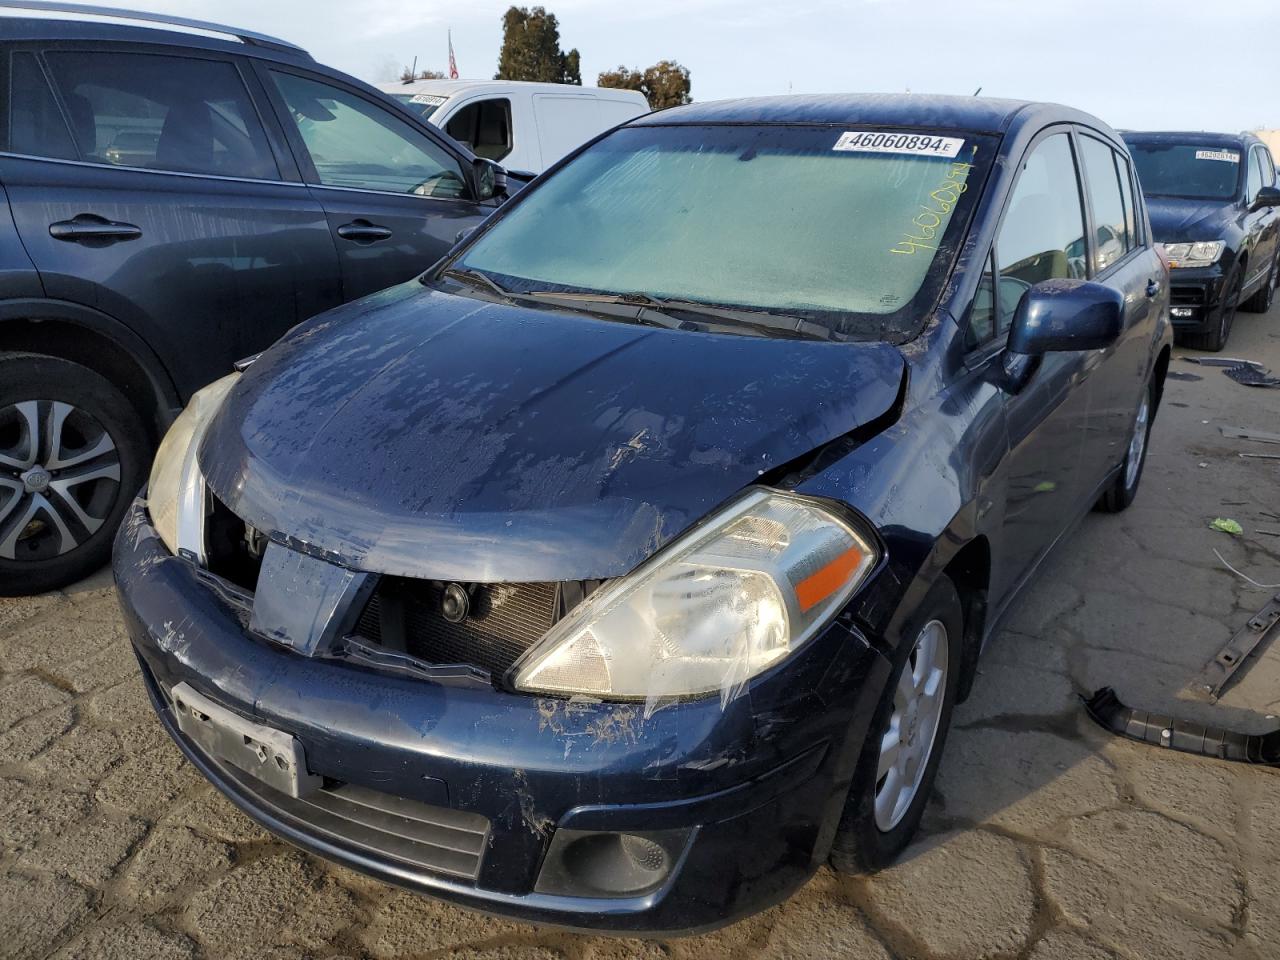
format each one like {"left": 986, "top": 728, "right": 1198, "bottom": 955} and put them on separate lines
{"left": 1124, "top": 393, "right": 1150, "bottom": 490}
{"left": 875, "top": 618, "right": 949, "bottom": 831}
{"left": 0, "top": 400, "right": 121, "bottom": 562}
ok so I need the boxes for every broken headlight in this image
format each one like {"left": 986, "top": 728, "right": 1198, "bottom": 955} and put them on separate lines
{"left": 511, "top": 489, "right": 878, "bottom": 706}
{"left": 1163, "top": 241, "right": 1224, "bottom": 269}
{"left": 148, "top": 372, "right": 240, "bottom": 561}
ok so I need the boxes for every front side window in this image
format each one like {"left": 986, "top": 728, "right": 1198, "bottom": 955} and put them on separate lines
{"left": 1246, "top": 147, "right": 1264, "bottom": 202}
{"left": 41, "top": 52, "right": 278, "bottom": 179}
{"left": 994, "top": 133, "right": 1088, "bottom": 321}
{"left": 1127, "top": 141, "right": 1243, "bottom": 201}
{"left": 1116, "top": 151, "right": 1139, "bottom": 247}
{"left": 1079, "top": 135, "right": 1132, "bottom": 272}
{"left": 445, "top": 98, "right": 512, "bottom": 162}
{"left": 455, "top": 125, "right": 996, "bottom": 341}
{"left": 271, "top": 72, "right": 467, "bottom": 199}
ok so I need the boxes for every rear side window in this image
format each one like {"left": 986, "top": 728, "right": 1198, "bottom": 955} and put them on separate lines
{"left": 41, "top": 52, "right": 278, "bottom": 180}
{"left": 445, "top": 98, "right": 512, "bottom": 162}
{"left": 1079, "top": 135, "right": 1133, "bottom": 271}
{"left": 270, "top": 71, "right": 468, "bottom": 199}
{"left": 1254, "top": 147, "right": 1275, "bottom": 190}
{"left": 6, "top": 52, "right": 77, "bottom": 159}
{"left": 993, "top": 133, "right": 1087, "bottom": 322}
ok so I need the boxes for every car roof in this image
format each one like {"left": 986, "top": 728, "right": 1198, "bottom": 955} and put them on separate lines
{"left": 1121, "top": 130, "right": 1256, "bottom": 149}
{"left": 378, "top": 79, "right": 647, "bottom": 102}
{"left": 628, "top": 93, "right": 1107, "bottom": 137}
{"left": 0, "top": 11, "right": 314, "bottom": 63}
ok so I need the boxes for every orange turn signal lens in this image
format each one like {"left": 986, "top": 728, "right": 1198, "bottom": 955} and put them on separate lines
{"left": 795, "top": 545, "right": 866, "bottom": 612}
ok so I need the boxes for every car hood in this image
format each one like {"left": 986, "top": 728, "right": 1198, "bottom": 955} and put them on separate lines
{"left": 201, "top": 283, "right": 906, "bottom": 582}
{"left": 1145, "top": 196, "right": 1238, "bottom": 244}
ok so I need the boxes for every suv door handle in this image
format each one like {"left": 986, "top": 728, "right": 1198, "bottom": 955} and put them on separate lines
{"left": 49, "top": 214, "right": 142, "bottom": 244}
{"left": 1146, "top": 279, "right": 1161, "bottom": 298}
{"left": 336, "top": 220, "right": 393, "bottom": 243}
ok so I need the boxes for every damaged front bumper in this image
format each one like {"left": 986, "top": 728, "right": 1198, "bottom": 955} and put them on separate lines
{"left": 1167, "top": 264, "right": 1226, "bottom": 332}
{"left": 113, "top": 498, "right": 890, "bottom": 934}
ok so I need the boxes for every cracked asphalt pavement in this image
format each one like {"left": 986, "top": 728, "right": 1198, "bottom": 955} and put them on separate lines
{"left": 2, "top": 306, "right": 1280, "bottom": 960}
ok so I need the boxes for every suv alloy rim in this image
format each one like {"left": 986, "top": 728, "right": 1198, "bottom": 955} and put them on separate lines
{"left": 1124, "top": 392, "right": 1150, "bottom": 490}
{"left": 0, "top": 401, "right": 121, "bottom": 560}
{"left": 875, "top": 618, "right": 949, "bottom": 831}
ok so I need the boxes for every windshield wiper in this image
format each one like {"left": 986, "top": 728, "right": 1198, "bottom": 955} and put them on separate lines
{"left": 438, "top": 267, "right": 511, "bottom": 298}
{"left": 525, "top": 289, "right": 830, "bottom": 340}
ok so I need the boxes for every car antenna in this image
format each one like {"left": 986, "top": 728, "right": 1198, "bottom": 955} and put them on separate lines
{"left": 973, "top": 86, "right": 982, "bottom": 96}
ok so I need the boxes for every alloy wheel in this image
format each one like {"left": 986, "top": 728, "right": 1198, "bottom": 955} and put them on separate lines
{"left": 1124, "top": 392, "right": 1150, "bottom": 491}
{"left": 874, "top": 618, "right": 950, "bottom": 831}
{"left": 0, "top": 400, "right": 122, "bottom": 561}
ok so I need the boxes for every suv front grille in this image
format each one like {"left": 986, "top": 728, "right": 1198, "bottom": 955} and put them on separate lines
{"left": 353, "top": 578, "right": 561, "bottom": 678}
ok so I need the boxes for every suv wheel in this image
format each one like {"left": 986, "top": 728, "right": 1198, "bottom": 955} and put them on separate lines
{"left": 828, "top": 574, "right": 962, "bottom": 873}
{"left": 1096, "top": 377, "right": 1155, "bottom": 513}
{"left": 1181, "top": 266, "right": 1241, "bottom": 352}
{"left": 0, "top": 353, "right": 149, "bottom": 595}
{"left": 1242, "top": 254, "right": 1278, "bottom": 313}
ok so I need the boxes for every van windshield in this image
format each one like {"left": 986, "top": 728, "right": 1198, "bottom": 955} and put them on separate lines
{"left": 452, "top": 124, "right": 995, "bottom": 341}
{"left": 1127, "top": 141, "right": 1242, "bottom": 200}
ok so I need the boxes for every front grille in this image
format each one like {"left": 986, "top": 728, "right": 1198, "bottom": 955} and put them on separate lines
{"left": 353, "top": 578, "right": 561, "bottom": 678}
{"left": 1171, "top": 284, "right": 1208, "bottom": 307}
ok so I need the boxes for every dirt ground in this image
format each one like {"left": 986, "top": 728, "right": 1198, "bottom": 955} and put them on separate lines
{"left": 2, "top": 303, "right": 1280, "bottom": 960}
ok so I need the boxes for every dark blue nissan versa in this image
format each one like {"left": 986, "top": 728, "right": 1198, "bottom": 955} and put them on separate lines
{"left": 115, "top": 95, "right": 1172, "bottom": 933}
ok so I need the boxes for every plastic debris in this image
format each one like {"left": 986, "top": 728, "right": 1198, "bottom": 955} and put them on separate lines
{"left": 1225, "top": 363, "right": 1280, "bottom": 388}
{"left": 1032, "top": 480, "right": 1057, "bottom": 493}
{"left": 1210, "top": 518, "right": 1244, "bottom": 535}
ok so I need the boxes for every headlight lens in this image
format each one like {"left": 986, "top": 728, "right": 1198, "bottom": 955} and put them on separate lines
{"left": 1164, "top": 240, "right": 1224, "bottom": 268}
{"left": 512, "top": 489, "right": 878, "bottom": 706}
{"left": 148, "top": 373, "right": 240, "bottom": 558}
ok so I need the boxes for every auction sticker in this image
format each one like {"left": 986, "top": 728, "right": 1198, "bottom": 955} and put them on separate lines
{"left": 411, "top": 93, "right": 447, "bottom": 106}
{"left": 833, "top": 131, "right": 965, "bottom": 158}
{"left": 1195, "top": 149, "right": 1240, "bottom": 163}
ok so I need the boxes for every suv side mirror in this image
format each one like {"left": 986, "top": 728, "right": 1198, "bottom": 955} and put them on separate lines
{"left": 1008, "top": 278, "right": 1124, "bottom": 356}
{"left": 1251, "top": 185, "right": 1280, "bottom": 211}
{"left": 474, "top": 158, "right": 509, "bottom": 202}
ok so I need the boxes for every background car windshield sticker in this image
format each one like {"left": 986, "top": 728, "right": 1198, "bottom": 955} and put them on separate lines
{"left": 1195, "top": 149, "right": 1240, "bottom": 163}
{"left": 833, "top": 131, "right": 965, "bottom": 158}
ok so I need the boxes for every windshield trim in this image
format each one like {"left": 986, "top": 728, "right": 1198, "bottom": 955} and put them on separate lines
{"left": 434, "top": 122, "right": 1000, "bottom": 345}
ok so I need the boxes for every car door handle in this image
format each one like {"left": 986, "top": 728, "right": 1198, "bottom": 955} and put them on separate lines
{"left": 336, "top": 220, "right": 393, "bottom": 243}
{"left": 1146, "top": 279, "right": 1161, "bottom": 298}
{"left": 48, "top": 214, "right": 142, "bottom": 243}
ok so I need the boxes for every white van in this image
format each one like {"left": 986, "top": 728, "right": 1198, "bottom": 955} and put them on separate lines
{"left": 377, "top": 80, "right": 649, "bottom": 175}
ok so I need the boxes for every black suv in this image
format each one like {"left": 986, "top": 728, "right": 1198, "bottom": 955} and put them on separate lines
{"left": 0, "top": 4, "right": 509, "bottom": 594}
{"left": 1123, "top": 130, "right": 1280, "bottom": 350}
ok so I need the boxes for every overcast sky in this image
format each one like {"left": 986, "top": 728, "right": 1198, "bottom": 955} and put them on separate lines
{"left": 25, "top": 0, "right": 1280, "bottom": 132}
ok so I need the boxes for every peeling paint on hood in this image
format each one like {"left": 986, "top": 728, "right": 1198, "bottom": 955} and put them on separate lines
{"left": 200, "top": 281, "right": 906, "bottom": 581}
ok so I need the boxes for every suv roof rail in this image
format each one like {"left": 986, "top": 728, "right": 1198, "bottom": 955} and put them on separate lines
{"left": 0, "top": 0, "right": 311, "bottom": 56}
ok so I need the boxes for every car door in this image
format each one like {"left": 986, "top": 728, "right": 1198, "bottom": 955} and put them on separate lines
{"left": 1247, "top": 146, "right": 1279, "bottom": 284}
{"left": 983, "top": 130, "right": 1095, "bottom": 598}
{"left": 1074, "top": 132, "right": 1165, "bottom": 487}
{"left": 0, "top": 45, "right": 342, "bottom": 399}
{"left": 257, "top": 65, "right": 492, "bottom": 302}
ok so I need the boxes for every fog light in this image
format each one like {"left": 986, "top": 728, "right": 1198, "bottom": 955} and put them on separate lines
{"left": 534, "top": 827, "right": 693, "bottom": 898}
{"left": 1171, "top": 307, "right": 1195, "bottom": 318}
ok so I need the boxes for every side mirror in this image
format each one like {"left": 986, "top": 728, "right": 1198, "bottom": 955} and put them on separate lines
{"left": 1008, "top": 278, "right": 1124, "bottom": 356}
{"left": 1251, "top": 185, "right": 1280, "bottom": 211}
{"left": 474, "top": 158, "right": 509, "bottom": 202}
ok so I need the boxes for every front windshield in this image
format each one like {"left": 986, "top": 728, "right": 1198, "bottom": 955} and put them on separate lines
{"left": 453, "top": 124, "right": 995, "bottom": 341}
{"left": 1127, "top": 141, "right": 1242, "bottom": 200}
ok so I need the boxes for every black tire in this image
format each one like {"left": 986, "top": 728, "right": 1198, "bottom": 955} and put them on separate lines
{"left": 828, "top": 574, "right": 963, "bottom": 874}
{"left": 1242, "top": 254, "right": 1278, "bottom": 313}
{"left": 1095, "top": 376, "right": 1156, "bottom": 514}
{"left": 0, "top": 353, "right": 149, "bottom": 596}
{"left": 1180, "top": 265, "right": 1242, "bottom": 352}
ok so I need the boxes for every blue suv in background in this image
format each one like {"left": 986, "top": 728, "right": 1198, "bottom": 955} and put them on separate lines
{"left": 0, "top": 3, "right": 510, "bottom": 594}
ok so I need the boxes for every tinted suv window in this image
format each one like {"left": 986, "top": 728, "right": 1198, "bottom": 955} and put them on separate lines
{"left": 1247, "top": 147, "right": 1264, "bottom": 202}
{"left": 995, "top": 133, "right": 1087, "bottom": 321}
{"left": 1079, "top": 135, "right": 1132, "bottom": 272}
{"left": 42, "top": 52, "right": 278, "bottom": 179}
{"left": 270, "top": 71, "right": 468, "bottom": 199}
{"left": 445, "top": 98, "right": 512, "bottom": 162}
{"left": 7, "top": 52, "right": 77, "bottom": 159}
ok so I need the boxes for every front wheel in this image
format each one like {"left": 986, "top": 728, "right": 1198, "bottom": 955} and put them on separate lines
{"left": 828, "top": 574, "right": 963, "bottom": 873}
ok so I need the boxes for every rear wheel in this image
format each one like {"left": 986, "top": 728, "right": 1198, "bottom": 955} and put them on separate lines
{"left": 0, "top": 353, "right": 149, "bottom": 596}
{"left": 828, "top": 575, "right": 962, "bottom": 873}
{"left": 1242, "top": 254, "right": 1277, "bottom": 313}
{"left": 1180, "top": 265, "right": 1241, "bottom": 352}
{"left": 1096, "top": 377, "right": 1155, "bottom": 513}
